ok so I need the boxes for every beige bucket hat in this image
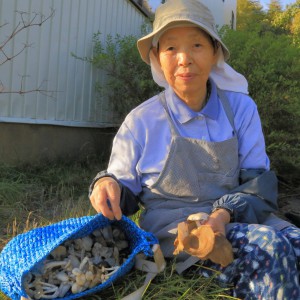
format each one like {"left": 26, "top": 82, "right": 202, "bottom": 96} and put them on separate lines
{"left": 137, "top": 0, "right": 230, "bottom": 64}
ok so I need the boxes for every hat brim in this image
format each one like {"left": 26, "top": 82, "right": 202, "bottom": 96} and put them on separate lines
{"left": 137, "top": 20, "right": 230, "bottom": 64}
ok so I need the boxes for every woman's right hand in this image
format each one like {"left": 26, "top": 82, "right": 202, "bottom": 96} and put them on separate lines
{"left": 89, "top": 177, "right": 122, "bottom": 220}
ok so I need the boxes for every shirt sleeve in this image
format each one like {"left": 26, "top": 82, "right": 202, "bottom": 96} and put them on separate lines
{"left": 231, "top": 93, "right": 270, "bottom": 170}
{"left": 107, "top": 121, "right": 143, "bottom": 195}
{"left": 212, "top": 169, "right": 279, "bottom": 223}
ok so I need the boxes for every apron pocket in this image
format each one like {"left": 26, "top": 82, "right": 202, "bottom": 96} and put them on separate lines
{"left": 197, "top": 170, "right": 239, "bottom": 200}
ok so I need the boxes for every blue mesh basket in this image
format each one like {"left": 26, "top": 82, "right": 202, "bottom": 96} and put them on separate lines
{"left": 0, "top": 214, "right": 158, "bottom": 300}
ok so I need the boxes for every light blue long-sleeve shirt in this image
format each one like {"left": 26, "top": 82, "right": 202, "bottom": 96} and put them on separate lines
{"left": 107, "top": 79, "right": 270, "bottom": 195}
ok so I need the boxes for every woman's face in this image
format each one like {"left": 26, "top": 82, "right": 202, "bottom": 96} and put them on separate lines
{"left": 156, "top": 27, "right": 218, "bottom": 104}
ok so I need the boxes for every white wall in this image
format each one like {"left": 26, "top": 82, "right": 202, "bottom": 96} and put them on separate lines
{"left": 0, "top": 0, "right": 148, "bottom": 128}
{"left": 201, "top": 0, "right": 237, "bottom": 29}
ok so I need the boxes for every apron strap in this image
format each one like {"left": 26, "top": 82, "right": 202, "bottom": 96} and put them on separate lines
{"left": 175, "top": 255, "right": 200, "bottom": 274}
{"left": 158, "top": 92, "right": 181, "bottom": 137}
{"left": 122, "top": 244, "right": 166, "bottom": 300}
{"left": 217, "top": 89, "right": 237, "bottom": 135}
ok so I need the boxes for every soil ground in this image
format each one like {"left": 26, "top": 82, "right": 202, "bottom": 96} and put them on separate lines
{"left": 277, "top": 186, "right": 300, "bottom": 227}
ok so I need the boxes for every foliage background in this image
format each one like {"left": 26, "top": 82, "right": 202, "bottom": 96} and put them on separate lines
{"left": 222, "top": 0, "right": 300, "bottom": 186}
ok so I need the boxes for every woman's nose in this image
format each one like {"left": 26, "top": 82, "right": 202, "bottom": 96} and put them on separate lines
{"left": 177, "top": 51, "right": 192, "bottom": 66}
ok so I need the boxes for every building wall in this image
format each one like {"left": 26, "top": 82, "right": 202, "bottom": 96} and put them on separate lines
{"left": 0, "top": 123, "right": 117, "bottom": 164}
{"left": 201, "top": 0, "right": 237, "bottom": 29}
{"left": 0, "top": 0, "right": 148, "bottom": 165}
{"left": 0, "top": 0, "right": 148, "bottom": 127}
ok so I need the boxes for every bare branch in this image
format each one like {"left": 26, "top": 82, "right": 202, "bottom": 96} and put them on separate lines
{"left": 0, "top": 22, "right": 8, "bottom": 30}
{"left": 0, "top": 9, "right": 56, "bottom": 97}
{"left": 0, "top": 75, "right": 58, "bottom": 99}
{"left": 0, "top": 87, "right": 57, "bottom": 99}
{"left": 0, "top": 42, "right": 33, "bottom": 66}
{"left": 0, "top": 9, "right": 55, "bottom": 61}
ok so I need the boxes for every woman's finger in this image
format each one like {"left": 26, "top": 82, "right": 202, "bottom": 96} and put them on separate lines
{"left": 106, "top": 180, "right": 122, "bottom": 220}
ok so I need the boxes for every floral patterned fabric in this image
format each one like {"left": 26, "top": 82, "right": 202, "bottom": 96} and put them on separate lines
{"left": 199, "top": 224, "right": 300, "bottom": 300}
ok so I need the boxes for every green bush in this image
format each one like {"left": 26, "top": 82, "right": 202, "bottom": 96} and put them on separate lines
{"left": 76, "top": 31, "right": 161, "bottom": 121}
{"left": 222, "top": 28, "right": 300, "bottom": 185}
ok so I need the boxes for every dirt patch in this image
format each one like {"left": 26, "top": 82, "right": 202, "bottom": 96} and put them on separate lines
{"left": 277, "top": 186, "right": 300, "bottom": 227}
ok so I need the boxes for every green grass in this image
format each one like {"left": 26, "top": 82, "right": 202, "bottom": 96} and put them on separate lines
{"left": 0, "top": 161, "right": 240, "bottom": 300}
{"left": 0, "top": 161, "right": 99, "bottom": 248}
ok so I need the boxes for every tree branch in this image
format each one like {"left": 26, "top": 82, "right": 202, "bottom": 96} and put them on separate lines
{"left": 0, "top": 9, "right": 55, "bottom": 49}
{"left": 0, "top": 76, "right": 57, "bottom": 99}
{"left": 0, "top": 9, "right": 55, "bottom": 96}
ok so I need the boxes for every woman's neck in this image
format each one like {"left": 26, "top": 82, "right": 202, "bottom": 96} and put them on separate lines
{"left": 175, "top": 81, "right": 210, "bottom": 112}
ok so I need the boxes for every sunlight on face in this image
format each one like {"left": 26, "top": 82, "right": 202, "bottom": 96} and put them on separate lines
{"left": 155, "top": 27, "right": 218, "bottom": 109}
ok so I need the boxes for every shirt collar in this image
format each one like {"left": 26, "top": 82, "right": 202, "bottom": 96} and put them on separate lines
{"left": 166, "top": 79, "right": 220, "bottom": 124}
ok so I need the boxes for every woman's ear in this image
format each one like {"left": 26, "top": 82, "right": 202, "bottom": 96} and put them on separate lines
{"left": 212, "top": 45, "right": 222, "bottom": 66}
{"left": 151, "top": 47, "right": 161, "bottom": 66}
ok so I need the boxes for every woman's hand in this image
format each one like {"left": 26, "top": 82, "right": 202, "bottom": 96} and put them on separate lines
{"left": 205, "top": 208, "right": 231, "bottom": 236}
{"left": 176, "top": 209, "right": 233, "bottom": 266}
{"left": 89, "top": 177, "right": 122, "bottom": 220}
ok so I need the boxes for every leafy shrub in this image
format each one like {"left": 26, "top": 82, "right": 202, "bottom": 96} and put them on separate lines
{"left": 222, "top": 28, "right": 300, "bottom": 185}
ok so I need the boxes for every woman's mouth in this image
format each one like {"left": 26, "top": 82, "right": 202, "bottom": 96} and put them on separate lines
{"left": 176, "top": 73, "right": 195, "bottom": 81}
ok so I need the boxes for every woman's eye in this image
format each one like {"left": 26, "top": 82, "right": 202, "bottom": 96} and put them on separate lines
{"left": 194, "top": 43, "right": 202, "bottom": 48}
{"left": 166, "top": 46, "right": 175, "bottom": 51}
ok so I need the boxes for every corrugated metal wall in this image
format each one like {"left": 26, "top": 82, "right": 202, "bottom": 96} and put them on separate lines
{"left": 0, "top": 0, "right": 148, "bottom": 127}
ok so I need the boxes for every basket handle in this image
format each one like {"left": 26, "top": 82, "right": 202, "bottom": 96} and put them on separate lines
{"left": 121, "top": 244, "right": 166, "bottom": 300}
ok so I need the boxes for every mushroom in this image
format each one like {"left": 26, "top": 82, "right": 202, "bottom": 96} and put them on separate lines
{"left": 173, "top": 221, "right": 234, "bottom": 267}
{"left": 65, "top": 254, "right": 80, "bottom": 270}
{"left": 70, "top": 256, "right": 96, "bottom": 293}
{"left": 44, "top": 261, "right": 67, "bottom": 271}
{"left": 92, "top": 229, "right": 108, "bottom": 247}
{"left": 113, "top": 246, "right": 120, "bottom": 266}
{"left": 24, "top": 225, "right": 130, "bottom": 299}
{"left": 187, "top": 212, "right": 209, "bottom": 226}
{"left": 56, "top": 271, "right": 69, "bottom": 282}
{"left": 57, "top": 282, "right": 72, "bottom": 298}
{"left": 112, "top": 227, "right": 126, "bottom": 240}
{"left": 50, "top": 246, "right": 67, "bottom": 260}
{"left": 92, "top": 242, "right": 113, "bottom": 259}
{"left": 38, "top": 282, "right": 60, "bottom": 299}
{"left": 114, "top": 240, "right": 129, "bottom": 250}
{"left": 100, "top": 226, "right": 114, "bottom": 245}
{"left": 71, "top": 283, "right": 85, "bottom": 294}
{"left": 100, "top": 265, "right": 120, "bottom": 283}
{"left": 105, "top": 257, "right": 117, "bottom": 267}
{"left": 74, "top": 236, "right": 93, "bottom": 252}
{"left": 25, "top": 279, "right": 60, "bottom": 299}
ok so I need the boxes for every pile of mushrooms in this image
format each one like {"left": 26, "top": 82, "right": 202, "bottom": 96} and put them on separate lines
{"left": 24, "top": 225, "right": 130, "bottom": 299}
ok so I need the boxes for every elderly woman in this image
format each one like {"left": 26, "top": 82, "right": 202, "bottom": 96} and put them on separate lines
{"left": 89, "top": 0, "right": 300, "bottom": 298}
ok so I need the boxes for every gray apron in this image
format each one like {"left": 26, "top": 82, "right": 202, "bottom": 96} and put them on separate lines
{"left": 139, "top": 90, "right": 240, "bottom": 257}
